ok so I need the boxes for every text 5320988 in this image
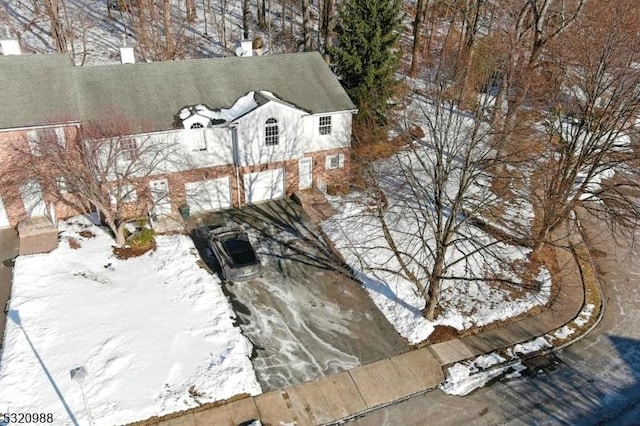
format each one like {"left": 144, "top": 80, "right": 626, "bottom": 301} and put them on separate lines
{"left": 1, "top": 413, "right": 54, "bottom": 424}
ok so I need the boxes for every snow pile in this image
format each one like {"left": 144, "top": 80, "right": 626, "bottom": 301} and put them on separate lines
{"left": 440, "top": 337, "right": 551, "bottom": 396}
{"left": 0, "top": 216, "right": 260, "bottom": 426}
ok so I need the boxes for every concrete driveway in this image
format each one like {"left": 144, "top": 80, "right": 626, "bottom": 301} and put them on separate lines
{"left": 0, "top": 227, "right": 19, "bottom": 349}
{"left": 189, "top": 199, "right": 409, "bottom": 391}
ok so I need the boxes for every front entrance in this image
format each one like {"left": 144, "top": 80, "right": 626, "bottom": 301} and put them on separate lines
{"left": 149, "top": 179, "right": 172, "bottom": 215}
{"left": 298, "top": 158, "right": 313, "bottom": 190}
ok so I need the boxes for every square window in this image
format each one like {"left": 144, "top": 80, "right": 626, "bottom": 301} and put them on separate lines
{"left": 319, "top": 116, "right": 332, "bottom": 135}
{"left": 325, "top": 153, "right": 344, "bottom": 170}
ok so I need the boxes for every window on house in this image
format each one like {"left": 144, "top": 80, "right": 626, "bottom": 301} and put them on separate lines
{"left": 56, "top": 176, "right": 78, "bottom": 194}
{"left": 319, "top": 116, "right": 332, "bottom": 135}
{"left": 26, "top": 128, "right": 67, "bottom": 156}
{"left": 190, "top": 126, "right": 207, "bottom": 151}
{"left": 265, "top": 118, "right": 279, "bottom": 146}
{"left": 120, "top": 138, "right": 138, "bottom": 161}
{"left": 119, "top": 184, "right": 138, "bottom": 203}
{"left": 325, "top": 153, "right": 345, "bottom": 170}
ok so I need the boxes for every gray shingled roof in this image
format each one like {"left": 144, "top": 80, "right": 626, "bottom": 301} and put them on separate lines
{"left": 0, "top": 54, "right": 80, "bottom": 129}
{"left": 0, "top": 52, "right": 355, "bottom": 132}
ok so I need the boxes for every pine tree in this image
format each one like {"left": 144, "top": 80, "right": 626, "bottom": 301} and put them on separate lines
{"left": 330, "top": 0, "right": 402, "bottom": 125}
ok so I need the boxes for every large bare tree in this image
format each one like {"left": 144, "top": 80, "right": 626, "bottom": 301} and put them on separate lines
{"left": 1, "top": 117, "right": 187, "bottom": 245}
{"left": 531, "top": 0, "right": 640, "bottom": 246}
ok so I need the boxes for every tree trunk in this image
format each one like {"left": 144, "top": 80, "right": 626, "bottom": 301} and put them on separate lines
{"left": 185, "top": 0, "right": 196, "bottom": 23}
{"left": 44, "top": 0, "right": 68, "bottom": 53}
{"left": 321, "top": 0, "right": 335, "bottom": 61}
{"left": 243, "top": 0, "right": 251, "bottom": 39}
{"left": 409, "top": 0, "right": 425, "bottom": 78}
{"left": 302, "top": 0, "right": 311, "bottom": 51}
{"left": 424, "top": 251, "right": 446, "bottom": 320}
{"left": 163, "top": 0, "right": 175, "bottom": 57}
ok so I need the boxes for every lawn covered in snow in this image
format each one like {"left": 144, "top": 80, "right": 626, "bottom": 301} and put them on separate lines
{"left": 0, "top": 216, "right": 260, "bottom": 425}
{"left": 322, "top": 132, "right": 551, "bottom": 345}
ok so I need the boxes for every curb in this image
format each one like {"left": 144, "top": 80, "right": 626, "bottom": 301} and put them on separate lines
{"left": 437, "top": 215, "right": 605, "bottom": 397}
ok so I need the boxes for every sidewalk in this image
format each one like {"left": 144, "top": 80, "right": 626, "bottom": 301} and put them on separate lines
{"left": 0, "top": 227, "right": 19, "bottom": 351}
{"left": 136, "top": 222, "right": 600, "bottom": 426}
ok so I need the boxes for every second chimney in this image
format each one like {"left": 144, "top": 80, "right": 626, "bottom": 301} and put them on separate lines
{"left": 0, "top": 28, "right": 21, "bottom": 55}
{"left": 119, "top": 35, "right": 135, "bottom": 64}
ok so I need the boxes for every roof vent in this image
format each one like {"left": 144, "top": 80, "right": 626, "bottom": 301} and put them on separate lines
{"left": 0, "top": 28, "right": 21, "bottom": 55}
{"left": 235, "top": 39, "right": 254, "bottom": 57}
{"left": 119, "top": 34, "right": 135, "bottom": 64}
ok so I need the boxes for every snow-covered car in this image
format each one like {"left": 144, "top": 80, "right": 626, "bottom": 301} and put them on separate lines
{"left": 207, "top": 226, "right": 262, "bottom": 283}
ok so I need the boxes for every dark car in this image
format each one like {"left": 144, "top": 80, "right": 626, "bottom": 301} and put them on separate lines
{"left": 207, "top": 226, "right": 262, "bottom": 282}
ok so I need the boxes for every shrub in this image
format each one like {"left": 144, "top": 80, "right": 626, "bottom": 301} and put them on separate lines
{"left": 128, "top": 228, "right": 155, "bottom": 248}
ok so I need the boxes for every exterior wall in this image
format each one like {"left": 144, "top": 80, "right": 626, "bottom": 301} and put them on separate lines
{"left": 0, "top": 103, "right": 353, "bottom": 226}
{"left": 0, "top": 124, "right": 83, "bottom": 227}
{"left": 303, "top": 112, "right": 353, "bottom": 152}
{"left": 235, "top": 102, "right": 307, "bottom": 167}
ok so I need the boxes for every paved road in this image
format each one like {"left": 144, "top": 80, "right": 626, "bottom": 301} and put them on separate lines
{"left": 190, "top": 200, "right": 409, "bottom": 392}
{"left": 346, "top": 215, "right": 640, "bottom": 425}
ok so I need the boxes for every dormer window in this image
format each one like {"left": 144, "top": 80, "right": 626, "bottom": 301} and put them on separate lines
{"left": 265, "top": 118, "right": 279, "bottom": 146}
{"left": 190, "top": 123, "right": 205, "bottom": 129}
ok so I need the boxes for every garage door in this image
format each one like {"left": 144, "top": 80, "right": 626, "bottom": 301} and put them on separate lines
{"left": 244, "top": 168, "right": 285, "bottom": 204}
{"left": 185, "top": 177, "right": 232, "bottom": 214}
{"left": 0, "top": 196, "right": 10, "bottom": 228}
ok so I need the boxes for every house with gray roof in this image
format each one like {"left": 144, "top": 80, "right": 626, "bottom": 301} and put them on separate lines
{"left": 0, "top": 38, "right": 356, "bottom": 238}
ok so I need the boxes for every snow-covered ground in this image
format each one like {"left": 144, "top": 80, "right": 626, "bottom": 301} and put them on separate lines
{"left": 322, "top": 193, "right": 551, "bottom": 344}
{"left": 0, "top": 216, "right": 260, "bottom": 426}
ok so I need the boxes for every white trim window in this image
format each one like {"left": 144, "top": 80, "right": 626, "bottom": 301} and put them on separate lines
{"left": 119, "top": 138, "right": 138, "bottom": 161}
{"left": 325, "top": 153, "right": 345, "bottom": 170}
{"left": 110, "top": 184, "right": 137, "bottom": 205}
{"left": 319, "top": 115, "right": 332, "bottom": 135}
{"left": 265, "top": 118, "right": 279, "bottom": 146}
{"left": 56, "top": 176, "right": 77, "bottom": 194}
{"left": 26, "top": 128, "right": 67, "bottom": 156}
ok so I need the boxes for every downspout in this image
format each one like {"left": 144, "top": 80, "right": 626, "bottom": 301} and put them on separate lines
{"left": 230, "top": 123, "right": 242, "bottom": 208}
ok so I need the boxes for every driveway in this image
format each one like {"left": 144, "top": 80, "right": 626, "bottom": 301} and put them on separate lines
{"left": 0, "top": 227, "right": 19, "bottom": 349}
{"left": 190, "top": 199, "right": 409, "bottom": 391}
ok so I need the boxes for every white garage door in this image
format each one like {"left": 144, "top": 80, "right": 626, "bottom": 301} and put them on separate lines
{"left": 244, "top": 168, "right": 285, "bottom": 204}
{"left": 186, "top": 177, "right": 232, "bottom": 214}
{"left": 0, "top": 196, "right": 10, "bottom": 228}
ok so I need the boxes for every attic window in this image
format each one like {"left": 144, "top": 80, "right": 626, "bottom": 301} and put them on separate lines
{"left": 265, "top": 118, "right": 279, "bottom": 146}
{"left": 190, "top": 123, "right": 205, "bottom": 129}
{"left": 319, "top": 116, "right": 332, "bottom": 135}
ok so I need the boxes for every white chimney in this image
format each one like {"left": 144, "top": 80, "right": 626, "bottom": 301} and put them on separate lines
{"left": 119, "top": 35, "right": 135, "bottom": 64}
{"left": 1, "top": 28, "right": 21, "bottom": 55}
{"left": 235, "top": 39, "right": 253, "bottom": 57}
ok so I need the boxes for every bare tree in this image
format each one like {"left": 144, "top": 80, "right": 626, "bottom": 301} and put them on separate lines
{"left": 530, "top": 0, "right": 640, "bottom": 246}
{"left": 341, "top": 59, "right": 539, "bottom": 320}
{"left": 1, "top": 117, "right": 188, "bottom": 246}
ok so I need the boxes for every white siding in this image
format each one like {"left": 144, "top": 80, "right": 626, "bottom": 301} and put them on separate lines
{"left": 235, "top": 102, "right": 306, "bottom": 167}
{"left": 304, "top": 112, "right": 353, "bottom": 152}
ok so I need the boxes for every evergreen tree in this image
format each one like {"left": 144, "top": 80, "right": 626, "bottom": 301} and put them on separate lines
{"left": 330, "top": 0, "right": 402, "bottom": 125}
